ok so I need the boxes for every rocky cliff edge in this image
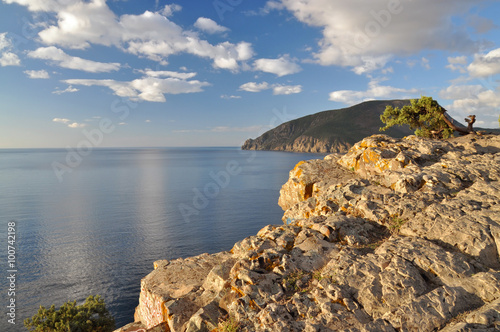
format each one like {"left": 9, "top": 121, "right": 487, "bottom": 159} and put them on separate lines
{"left": 116, "top": 134, "right": 500, "bottom": 332}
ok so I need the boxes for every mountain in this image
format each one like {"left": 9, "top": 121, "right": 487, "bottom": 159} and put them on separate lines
{"left": 242, "top": 100, "right": 416, "bottom": 153}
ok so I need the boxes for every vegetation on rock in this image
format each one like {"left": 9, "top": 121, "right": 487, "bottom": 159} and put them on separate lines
{"left": 380, "top": 96, "right": 456, "bottom": 139}
{"left": 216, "top": 315, "right": 240, "bottom": 332}
{"left": 24, "top": 295, "right": 115, "bottom": 332}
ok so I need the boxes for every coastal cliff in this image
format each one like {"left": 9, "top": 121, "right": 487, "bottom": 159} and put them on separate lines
{"left": 116, "top": 134, "right": 500, "bottom": 332}
{"left": 241, "top": 100, "right": 414, "bottom": 153}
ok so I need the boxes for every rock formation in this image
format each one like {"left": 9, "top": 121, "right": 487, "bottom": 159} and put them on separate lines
{"left": 116, "top": 134, "right": 500, "bottom": 332}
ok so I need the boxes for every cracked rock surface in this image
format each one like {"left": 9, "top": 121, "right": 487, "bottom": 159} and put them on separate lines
{"left": 115, "top": 134, "right": 500, "bottom": 332}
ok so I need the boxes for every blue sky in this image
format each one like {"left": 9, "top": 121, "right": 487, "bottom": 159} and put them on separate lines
{"left": 0, "top": 0, "right": 499, "bottom": 148}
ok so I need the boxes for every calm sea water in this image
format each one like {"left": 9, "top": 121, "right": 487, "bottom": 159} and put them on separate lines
{"left": 0, "top": 147, "right": 322, "bottom": 331}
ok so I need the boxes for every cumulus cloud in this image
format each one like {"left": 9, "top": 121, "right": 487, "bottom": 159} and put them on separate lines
{"left": 272, "top": 0, "right": 487, "bottom": 73}
{"left": 446, "top": 55, "right": 468, "bottom": 73}
{"left": 53, "top": 118, "right": 71, "bottom": 124}
{"left": 160, "top": 3, "right": 182, "bottom": 17}
{"left": 329, "top": 78, "right": 419, "bottom": 105}
{"left": 467, "top": 48, "right": 500, "bottom": 77}
{"left": 439, "top": 84, "right": 500, "bottom": 128}
{"left": 194, "top": 17, "right": 229, "bottom": 34}
{"left": 239, "top": 81, "right": 302, "bottom": 95}
{"left": 253, "top": 56, "right": 301, "bottom": 76}
{"left": 68, "top": 122, "right": 86, "bottom": 128}
{"left": 24, "top": 69, "right": 50, "bottom": 79}
{"left": 65, "top": 75, "right": 211, "bottom": 102}
{"left": 53, "top": 117, "right": 86, "bottom": 128}
{"left": 37, "top": 0, "right": 120, "bottom": 49}
{"left": 28, "top": 46, "right": 120, "bottom": 72}
{"left": 0, "top": 32, "right": 21, "bottom": 66}
{"left": 272, "top": 84, "right": 302, "bottom": 95}
{"left": 221, "top": 94, "right": 241, "bottom": 99}
{"left": 2, "top": 0, "right": 73, "bottom": 12}
{"left": 53, "top": 85, "right": 79, "bottom": 94}
{"left": 0, "top": 52, "right": 21, "bottom": 66}
{"left": 137, "top": 69, "right": 197, "bottom": 79}
{"left": 440, "top": 49, "right": 500, "bottom": 128}
{"left": 21, "top": 0, "right": 253, "bottom": 71}
{"left": 239, "top": 82, "right": 270, "bottom": 93}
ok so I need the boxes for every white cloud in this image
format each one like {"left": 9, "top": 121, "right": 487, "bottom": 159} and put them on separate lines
{"left": 28, "top": 46, "right": 120, "bottom": 72}
{"left": 2, "top": 0, "right": 71, "bottom": 12}
{"left": 439, "top": 84, "right": 485, "bottom": 100}
{"left": 329, "top": 78, "right": 419, "bottom": 104}
{"left": 53, "top": 117, "right": 86, "bottom": 128}
{"left": 421, "top": 57, "right": 430, "bottom": 70}
{"left": 53, "top": 118, "right": 71, "bottom": 124}
{"left": 446, "top": 55, "right": 468, "bottom": 73}
{"left": 467, "top": 48, "right": 500, "bottom": 78}
{"left": 272, "top": 84, "right": 302, "bottom": 95}
{"left": 119, "top": 11, "right": 253, "bottom": 70}
{"left": 53, "top": 85, "right": 79, "bottom": 94}
{"left": 0, "top": 32, "right": 21, "bottom": 66}
{"left": 138, "top": 69, "right": 197, "bottom": 79}
{"left": 161, "top": 3, "right": 182, "bottom": 17}
{"left": 253, "top": 56, "right": 302, "bottom": 76}
{"left": 221, "top": 94, "right": 242, "bottom": 99}
{"left": 273, "top": 0, "right": 487, "bottom": 73}
{"left": 38, "top": 0, "right": 120, "bottom": 49}
{"left": 440, "top": 50, "right": 500, "bottom": 128}
{"left": 448, "top": 56, "right": 468, "bottom": 65}
{"left": 245, "top": 1, "right": 284, "bottom": 16}
{"left": 0, "top": 52, "right": 21, "bottom": 66}
{"left": 26, "top": 1, "right": 253, "bottom": 71}
{"left": 239, "top": 82, "right": 270, "bottom": 93}
{"left": 239, "top": 81, "right": 302, "bottom": 95}
{"left": 0, "top": 33, "right": 10, "bottom": 51}
{"left": 24, "top": 69, "right": 50, "bottom": 79}
{"left": 68, "top": 122, "right": 86, "bottom": 128}
{"left": 194, "top": 17, "right": 229, "bottom": 34}
{"left": 65, "top": 76, "right": 211, "bottom": 102}
{"left": 439, "top": 84, "right": 500, "bottom": 128}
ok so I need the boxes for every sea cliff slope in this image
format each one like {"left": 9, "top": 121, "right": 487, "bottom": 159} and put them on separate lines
{"left": 117, "top": 133, "right": 500, "bottom": 332}
{"left": 242, "top": 100, "right": 414, "bottom": 153}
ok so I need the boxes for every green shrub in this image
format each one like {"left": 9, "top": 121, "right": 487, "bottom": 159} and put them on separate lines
{"left": 380, "top": 96, "right": 454, "bottom": 139}
{"left": 24, "top": 295, "right": 115, "bottom": 332}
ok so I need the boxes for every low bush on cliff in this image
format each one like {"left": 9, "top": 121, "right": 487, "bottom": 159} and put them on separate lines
{"left": 24, "top": 295, "right": 115, "bottom": 332}
{"left": 379, "top": 96, "right": 482, "bottom": 139}
{"left": 380, "top": 96, "right": 455, "bottom": 139}
{"left": 217, "top": 315, "right": 240, "bottom": 332}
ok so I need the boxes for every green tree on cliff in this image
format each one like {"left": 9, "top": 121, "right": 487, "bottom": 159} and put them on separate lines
{"left": 380, "top": 96, "right": 455, "bottom": 139}
{"left": 24, "top": 295, "right": 115, "bottom": 332}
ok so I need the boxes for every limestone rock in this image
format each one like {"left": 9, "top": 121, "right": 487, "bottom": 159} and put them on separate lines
{"left": 118, "top": 134, "right": 500, "bottom": 332}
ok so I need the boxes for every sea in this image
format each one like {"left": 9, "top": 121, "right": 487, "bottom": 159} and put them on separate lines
{"left": 0, "top": 147, "right": 323, "bottom": 331}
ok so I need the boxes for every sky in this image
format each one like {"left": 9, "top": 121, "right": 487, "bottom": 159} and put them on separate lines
{"left": 0, "top": 0, "right": 499, "bottom": 148}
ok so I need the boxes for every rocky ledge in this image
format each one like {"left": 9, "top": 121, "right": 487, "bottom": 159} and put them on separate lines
{"left": 116, "top": 134, "right": 500, "bottom": 332}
